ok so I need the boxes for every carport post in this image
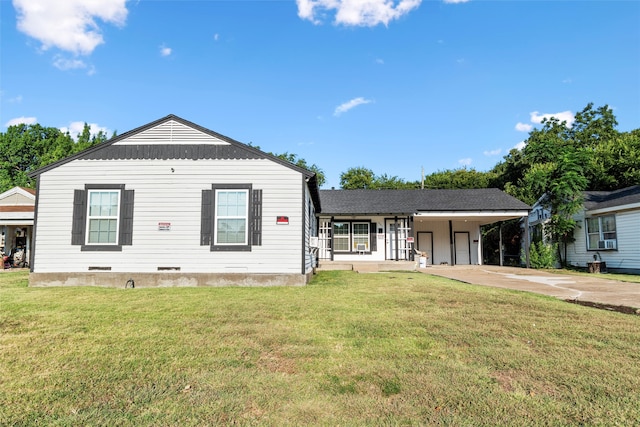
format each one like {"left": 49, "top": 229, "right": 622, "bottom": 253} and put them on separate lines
{"left": 499, "top": 222, "right": 504, "bottom": 267}
{"left": 524, "top": 215, "right": 531, "bottom": 268}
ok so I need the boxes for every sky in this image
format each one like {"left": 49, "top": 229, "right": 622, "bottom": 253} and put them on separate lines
{"left": 1, "top": 0, "right": 639, "bottom": 189}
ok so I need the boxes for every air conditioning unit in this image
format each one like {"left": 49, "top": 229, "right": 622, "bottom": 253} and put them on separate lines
{"left": 598, "top": 239, "right": 617, "bottom": 250}
{"left": 309, "top": 236, "right": 319, "bottom": 248}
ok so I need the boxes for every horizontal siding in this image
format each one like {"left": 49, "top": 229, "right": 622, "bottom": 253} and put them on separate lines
{"left": 566, "top": 210, "right": 640, "bottom": 270}
{"left": 33, "top": 158, "right": 305, "bottom": 274}
{"left": 116, "top": 120, "right": 230, "bottom": 145}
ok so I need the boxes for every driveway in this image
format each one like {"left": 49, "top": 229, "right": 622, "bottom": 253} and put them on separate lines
{"left": 423, "top": 265, "right": 640, "bottom": 311}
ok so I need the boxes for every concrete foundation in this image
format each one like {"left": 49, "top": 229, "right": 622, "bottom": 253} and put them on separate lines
{"left": 29, "top": 271, "right": 311, "bottom": 288}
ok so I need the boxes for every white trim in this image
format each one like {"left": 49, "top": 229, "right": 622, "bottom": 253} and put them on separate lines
{"left": 85, "top": 189, "right": 121, "bottom": 245}
{"left": 0, "top": 187, "right": 36, "bottom": 202}
{"left": 213, "top": 188, "right": 249, "bottom": 246}
{"left": 588, "top": 202, "right": 640, "bottom": 215}
{"left": 414, "top": 211, "right": 529, "bottom": 218}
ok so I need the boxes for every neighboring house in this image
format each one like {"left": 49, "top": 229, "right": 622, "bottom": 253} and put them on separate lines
{"left": 28, "top": 115, "right": 320, "bottom": 287}
{"left": 527, "top": 185, "right": 640, "bottom": 273}
{"left": 317, "top": 189, "right": 531, "bottom": 266}
{"left": 0, "top": 186, "right": 35, "bottom": 267}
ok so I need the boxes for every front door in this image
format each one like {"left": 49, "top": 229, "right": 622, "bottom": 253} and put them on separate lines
{"left": 417, "top": 232, "right": 433, "bottom": 265}
{"left": 454, "top": 232, "right": 471, "bottom": 265}
{"left": 386, "top": 218, "right": 410, "bottom": 260}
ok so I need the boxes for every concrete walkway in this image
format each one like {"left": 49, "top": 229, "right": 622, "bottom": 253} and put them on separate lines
{"left": 423, "top": 265, "right": 640, "bottom": 310}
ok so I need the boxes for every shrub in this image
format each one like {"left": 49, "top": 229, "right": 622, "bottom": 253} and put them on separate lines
{"left": 527, "top": 241, "right": 558, "bottom": 269}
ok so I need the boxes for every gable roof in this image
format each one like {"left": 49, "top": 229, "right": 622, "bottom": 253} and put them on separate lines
{"left": 27, "top": 114, "right": 320, "bottom": 208}
{"left": 583, "top": 185, "right": 640, "bottom": 211}
{"left": 318, "top": 188, "right": 530, "bottom": 215}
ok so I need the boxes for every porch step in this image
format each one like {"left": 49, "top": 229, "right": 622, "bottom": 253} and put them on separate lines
{"left": 316, "top": 261, "right": 417, "bottom": 273}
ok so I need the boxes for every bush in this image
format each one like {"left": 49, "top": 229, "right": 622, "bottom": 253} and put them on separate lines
{"left": 527, "top": 241, "right": 558, "bottom": 269}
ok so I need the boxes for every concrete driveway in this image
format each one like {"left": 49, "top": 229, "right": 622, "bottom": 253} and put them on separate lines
{"left": 423, "top": 265, "right": 640, "bottom": 311}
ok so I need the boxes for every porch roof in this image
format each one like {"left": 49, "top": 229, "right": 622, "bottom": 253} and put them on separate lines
{"left": 318, "top": 188, "right": 530, "bottom": 219}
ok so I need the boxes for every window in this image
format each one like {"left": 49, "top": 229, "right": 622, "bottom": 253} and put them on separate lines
{"left": 333, "top": 222, "right": 350, "bottom": 252}
{"left": 215, "top": 189, "right": 248, "bottom": 245}
{"left": 201, "top": 184, "right": 262, "bottom": 251}
{"left": 87, "top": 190, "right": 120, "bottom": 244}
{"left": 331, "top": 221, "right": 375, "bottom": 253}
{"left": 352, "top": 223, "right": 370, "bottom": 251}
{"left": 586, "top": 215, "right": 617, "bottom": 250}
{"left": 71, "top": 184, "right": 135, "bottom": 251}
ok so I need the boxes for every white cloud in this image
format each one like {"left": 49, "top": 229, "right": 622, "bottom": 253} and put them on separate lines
{"left": 443, "top": 0, "right": 470, "bottom": 3}
{"left": 9, "top": 95, "right": 23, "bottom": 103}
{"left": 214, "top": 33, "right": 220, "bottom": 41}
{"left": 530, "top": 110, "right": 575, "bottom": 127}
{"left": 515, "top": 122, "right": 533, "bottom": 132}
{"left": 483, "top": 149, "right": 501, "bottom": 156}
{"left": 53, "top": 55, "right": 87, "bottom": 71}
{"left": 13, "top": 0, "right": 128, "bottom": 56}
{"left": 5, "top": 116, "right": 38, "bottom": 127}
{"left": 458, "top": 158, "right": 472, "bottom": 166}
{"left": 160, "top": 44, "right": 172, "bottom": 57}
{"left": 334, "top": 97, "right": 372, "bottom": 116}
{"left": 297, "top": 0, "right": 422, "bottom": 27}
{"left": 60, "top": 121, "right": 110, "bottom": 140}
{"left": 375, "top": 58, "right": 384, "bottom": 65}
{"left": 513, "top": 141, "right": 526, "bottom": 151}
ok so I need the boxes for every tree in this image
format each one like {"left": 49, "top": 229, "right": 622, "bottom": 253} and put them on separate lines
{"left": 340, "top": 167, "right": 376, "bottom": 189}
{"left": 273, "top": 152, "right": 326, "bottom": 188}
{"left": 423, "top": 168, "right": 496, "bottom": 190}
{"left": 0, "top": 122, "right": 107, "bottom": 192}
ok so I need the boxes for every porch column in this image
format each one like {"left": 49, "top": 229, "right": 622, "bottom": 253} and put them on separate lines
{"left": 394, "top": 216, "right": 399, "bottom": 261}
{"left": 449, "top": 220, "right": 454, "bottom": 265}
{"left": 409, "top": 216, "right": 415, "bottom": 261}
{"left": 499, "top": 222, "right": 504, "bottom": 267}
{"left": 330, "top": 216, "right": 334, "bottom": 261}
{"left": 524, "top": 215, "right": 531, "bottom": 268}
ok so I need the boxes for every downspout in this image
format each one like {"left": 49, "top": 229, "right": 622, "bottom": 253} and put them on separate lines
{"left": 449, "top": 220, "right": 454, "bottom": 265}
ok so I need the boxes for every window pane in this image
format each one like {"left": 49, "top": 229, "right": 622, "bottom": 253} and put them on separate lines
{"left": 334, "top": 223, "right": 349, "bottom": 235}
{"left": 586, "top": 218, "right": 599, "bottom": 234}
{"left": 217, "top": 219, "right": 246, "bottom": 244}
{"left": 352, "top": 223, "right": 369, "bottom": 250}
{"left": 88, "top": 219, "right": 117, "bottom": 243}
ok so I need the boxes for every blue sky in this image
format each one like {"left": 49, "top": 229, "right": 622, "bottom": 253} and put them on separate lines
{"left": 1, "top": 0, "right": 639, "bottom": 189}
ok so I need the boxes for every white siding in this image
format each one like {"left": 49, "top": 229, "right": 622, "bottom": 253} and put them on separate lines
{"left": 116, "top": 120, "right": 230, "bottom": 145}
{"left": 33, "top": 158, "right": 305, "bottom": 274}
{"left": 566, "top": 209, "right": 640, "bottom": 270}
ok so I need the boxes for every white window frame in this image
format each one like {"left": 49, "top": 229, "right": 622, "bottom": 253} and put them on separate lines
{"left": 333, "top": 222, "right": 350, "bottom": 252}
{"left": 586, "top": 215, "right": 617, "bottom": 250}
{"left": 352, "top": 222, "right": 370, "bottom": 251}
{"left": 86, "top": 189, "right": 121, "bottom": 245}
{"left": 214, "top": 189, "right": 249, "bottom": 246}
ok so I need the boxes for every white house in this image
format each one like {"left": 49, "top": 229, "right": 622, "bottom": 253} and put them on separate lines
{"left": 317, "top": 188, "right": 531, "bottom": 266}
{"left": 28, "top": 115, "right": 320, "bottom": 287}
{"left": 528, "top": 185, "right": 640, "bottom": 273}
{"left": 0, "top": 186, "right": 35, "bottom": 268}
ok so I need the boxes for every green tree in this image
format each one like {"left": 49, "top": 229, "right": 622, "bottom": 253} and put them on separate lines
{"left": 0, "top": 122, "right": 107, "bottom": 192}
{"left": 340, "top": 167, "right": 376, "bottom": 189}
{"left": 274, "top": 152, "right": 326, "bottom": 188}
{"left": 423, "top": 168, "right": 496, "bottom": 190}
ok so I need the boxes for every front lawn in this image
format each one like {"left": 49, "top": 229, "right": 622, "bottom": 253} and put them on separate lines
{"left": 1, "top": 270, "right": 639, "bottom": 425}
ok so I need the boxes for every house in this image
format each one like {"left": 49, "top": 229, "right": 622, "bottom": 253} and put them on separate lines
{"left": 28, "top": 115, "right": 320, "bottom": 287}
{"left": 527, "top": 185, "right": 640, "bottom": 273}
{"left": 0, "top": 186, "right": 35, "bottom": 268}
{"left": 316, "top": 189, "right": 531, "bottom": 266}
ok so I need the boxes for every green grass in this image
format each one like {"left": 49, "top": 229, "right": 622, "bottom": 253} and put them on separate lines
{"left": 2, "top": 270, "right": 639, "bottom": 426}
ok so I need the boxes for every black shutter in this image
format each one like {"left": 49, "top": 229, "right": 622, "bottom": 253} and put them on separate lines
{"left": 119, "top": 190, "right": 135, "bottom": 245}
{"left": 370, "top": 222, "right": 377, "bottom": 252}
{"left": 71, "top": 189, "right": 86, "bottom": 245}
{"left": 251, "top": 189, "right": 263, "bottom": 246}
{"left": 201, "top": 190, "right": 212, "bottom": 246}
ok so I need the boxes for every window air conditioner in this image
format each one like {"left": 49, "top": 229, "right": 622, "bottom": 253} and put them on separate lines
{"left": 598, "top": 240, "right": 616, "bottom": 250}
